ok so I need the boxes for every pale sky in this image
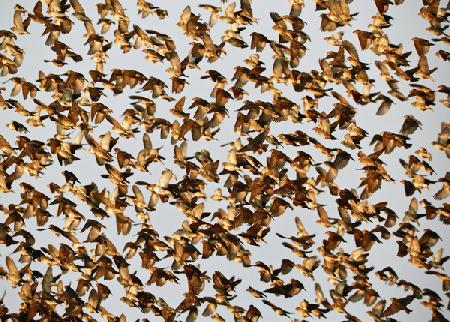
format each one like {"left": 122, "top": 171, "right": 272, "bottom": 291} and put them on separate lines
{"left": 0, "top": 1, "right": 449, "bottom": 321}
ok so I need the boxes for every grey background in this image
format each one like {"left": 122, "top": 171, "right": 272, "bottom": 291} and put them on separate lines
{"left": 0, "top": 0, "right": 449, "bottom": 321}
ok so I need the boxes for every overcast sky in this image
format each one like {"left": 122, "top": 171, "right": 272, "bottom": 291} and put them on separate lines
{"left": 0, "top": 1, "right": 449, "bottom": 321}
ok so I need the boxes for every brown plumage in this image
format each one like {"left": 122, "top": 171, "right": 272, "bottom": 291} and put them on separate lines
{"left": 0, "top": 1, "right": 447, "bottom": 321}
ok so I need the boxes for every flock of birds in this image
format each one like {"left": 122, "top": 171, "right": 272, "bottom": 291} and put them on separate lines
{"left": 0, "top": 0, "right": 449, "bottom": 321}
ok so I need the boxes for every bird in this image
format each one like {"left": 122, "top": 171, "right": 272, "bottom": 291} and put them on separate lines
{"left": 0, "top": 1, "right": 447, "bottom": 321}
